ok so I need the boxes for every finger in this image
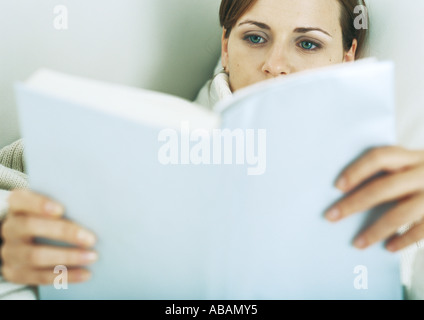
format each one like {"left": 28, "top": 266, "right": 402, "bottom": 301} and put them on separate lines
{"left": 1, "top": 265, "right": 92, "bottom": 286}
{"left": 326, "top": 165, "right": 424, "bottom": 221}
{"left": 335, "top": 146, "right": 424, "bottom": 193}
{"left": 352, "top": 192, "right": 424, "bottom": 250}
{"left": 2, "top": 215, "right": 96, "bottom": 248}
{"left": 8, "top": 189, "right": 64, "bottom": 218}
{"left": 385, "top": 220, "right": 424, "bottom": 252}
{"left": 1, "top": 243, "right": 98, "bottom": 268}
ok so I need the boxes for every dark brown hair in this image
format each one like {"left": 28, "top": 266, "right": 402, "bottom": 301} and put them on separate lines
{"left": 219, "top": 0, "right": 369, "bottom": 59}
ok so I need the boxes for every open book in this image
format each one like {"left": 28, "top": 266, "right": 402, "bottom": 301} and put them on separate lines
{"left": 15, "top": 58, "right": 402, "bottom": 300}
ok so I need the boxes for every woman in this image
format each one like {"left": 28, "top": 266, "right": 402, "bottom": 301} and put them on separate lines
{"left": 1, "top": 0, "right": 423, "bottom": 297}
{"left": 196, "top": 0, "right": 424, "bottom": 254}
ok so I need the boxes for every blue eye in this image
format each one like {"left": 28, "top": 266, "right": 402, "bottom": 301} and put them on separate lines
{"left": 246, "top": 35, "right": 265, "bottom": 45}
{"left": 300, "top": 41, "right": 318, "bottom": 50}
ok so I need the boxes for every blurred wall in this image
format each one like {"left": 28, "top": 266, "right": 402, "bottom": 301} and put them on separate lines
{"left": 0, "top": 0, "right": 222, "bottom": 148}
{"left": 366, "top": 0, "right": 424, "bottom": 149}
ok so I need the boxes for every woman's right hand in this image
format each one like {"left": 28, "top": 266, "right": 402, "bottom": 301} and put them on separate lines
{"left": 0, "top": 189, "right": 98, "bottom": 285}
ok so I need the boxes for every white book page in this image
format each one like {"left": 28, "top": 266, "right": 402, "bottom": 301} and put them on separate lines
{"left": 25, "top": 69, "right": 220, "bottom": 131}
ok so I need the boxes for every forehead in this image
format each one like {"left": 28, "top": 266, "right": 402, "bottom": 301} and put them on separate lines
{"left": 237, "top": 0, "right": 341, "bottom": 31}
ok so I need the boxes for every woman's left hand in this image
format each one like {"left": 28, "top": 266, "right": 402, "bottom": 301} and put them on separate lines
{"left": 325, "top": 145, "right": 424, "bottom": 252}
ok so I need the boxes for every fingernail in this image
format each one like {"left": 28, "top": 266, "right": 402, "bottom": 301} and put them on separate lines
{"left": 354, "top": 236, "right": 368, "bottom": 249}
{"left": 44, "top": 201, "right": 64, "bottom": 216}
{"left": 76, "top": 270, "right": 92, "bottom": 282}
{"left": 325, "top": 207, "right": 341, "bottom": 221}
{"left": 81, "top": 251, "right": 98, "bottom": 263}
{"left": 77, "top": 229, "right": 96, "bottom": 247}
{"left": 336, "top": 177, "right": 348, "bottom": 191}
{"left": 386, "top": 243, "right": 397, "bottom": 252}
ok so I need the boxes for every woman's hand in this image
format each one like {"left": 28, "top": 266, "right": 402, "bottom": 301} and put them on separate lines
{"left": 0, "top": 189, "right": 98, "bottom": 285}
{"left": 325, "top": 146, "right": 424, "bottom": 252}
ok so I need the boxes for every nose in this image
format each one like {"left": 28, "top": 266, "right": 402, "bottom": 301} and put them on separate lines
{"left": 262, "top": 44, "right": 291, "bottom": 77}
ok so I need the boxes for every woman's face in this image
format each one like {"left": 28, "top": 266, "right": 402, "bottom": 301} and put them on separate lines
{"left": 222, "top": 0, "right": 357, "bottom": 92}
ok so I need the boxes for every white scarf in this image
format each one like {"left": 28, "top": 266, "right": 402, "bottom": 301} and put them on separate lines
{"left": 194, "top": 64, "right": 232, "bottom": 113}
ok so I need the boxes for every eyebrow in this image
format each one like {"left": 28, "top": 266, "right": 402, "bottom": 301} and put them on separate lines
{"left": 238, "top": 20, "right": 332, "bottom": 37}
{"left": 238, "top": 20, "right": 271, "bottom": 30}
{"left": 294, "top": 27, "right": 332, "bottom": 38}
